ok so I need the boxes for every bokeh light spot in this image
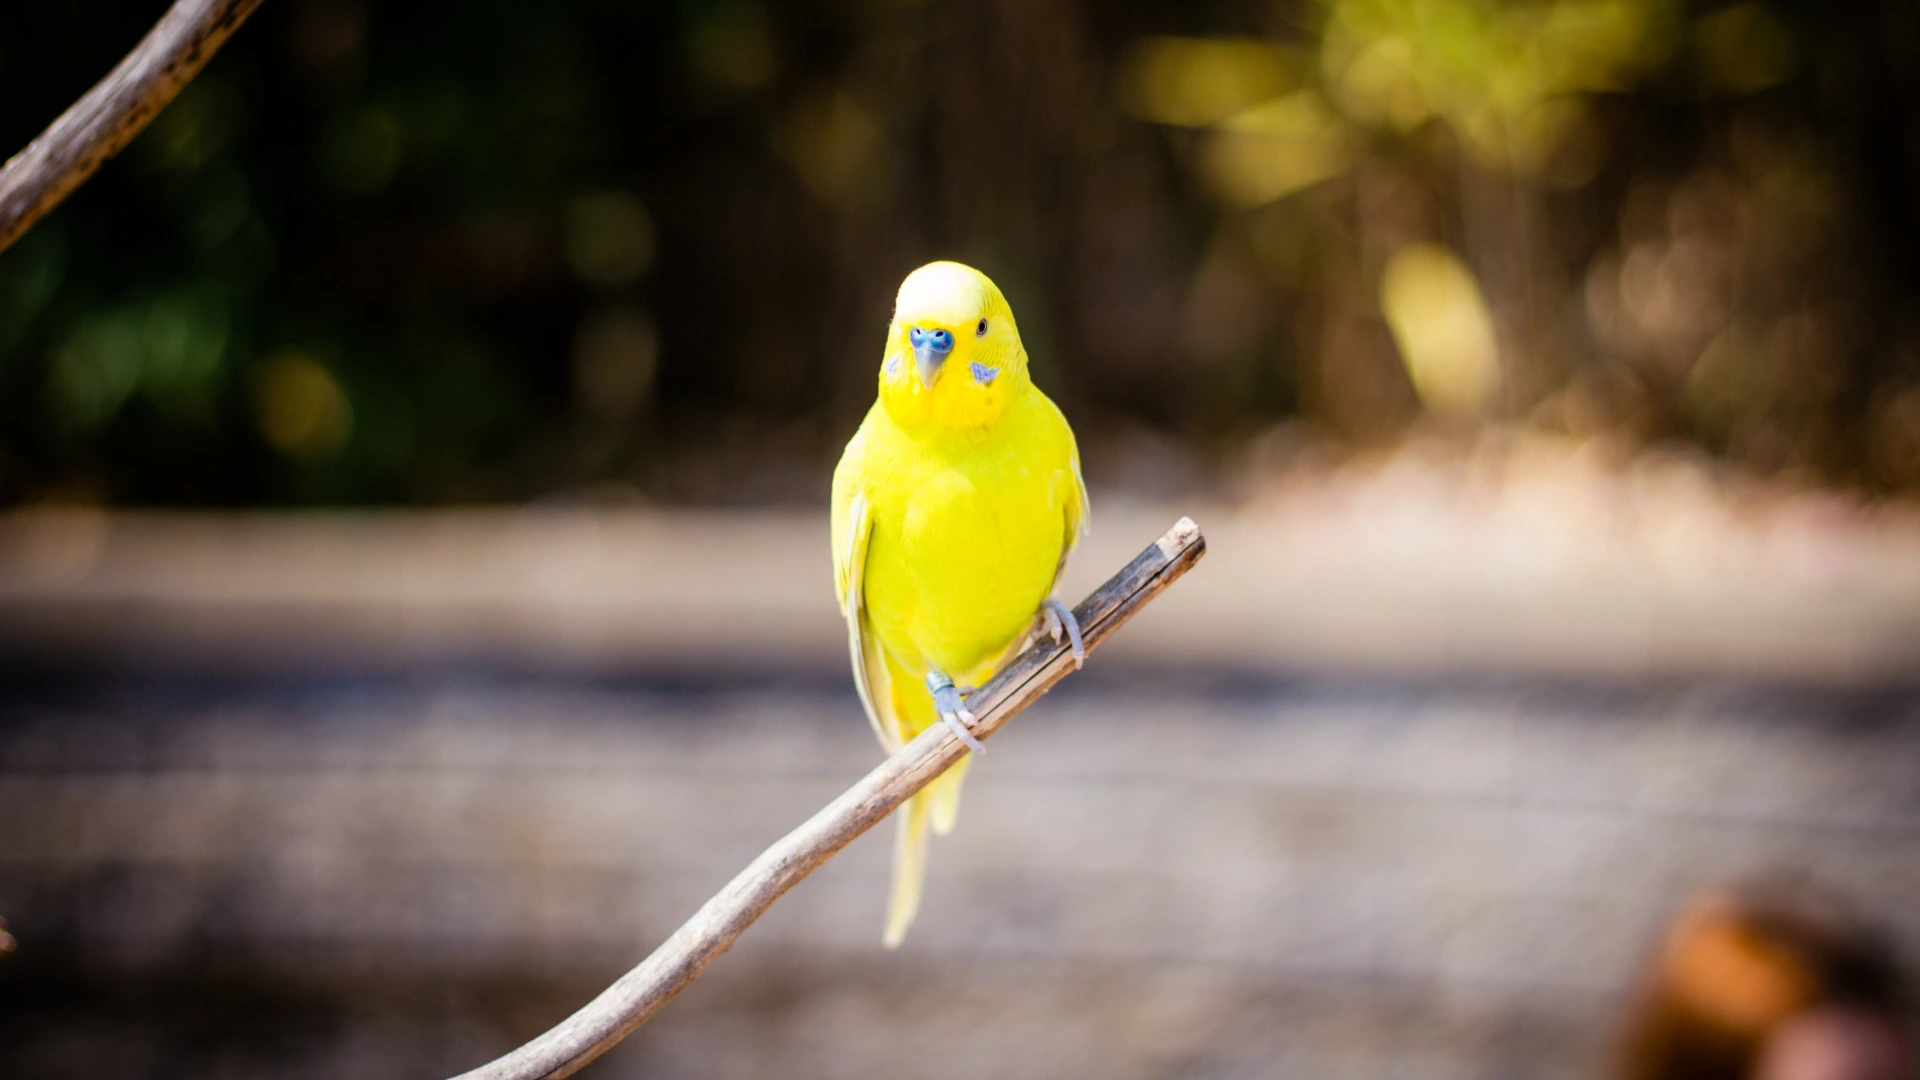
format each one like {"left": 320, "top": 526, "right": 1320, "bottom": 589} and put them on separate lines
{"left": 776, "top": 90, "right": 884, "bottom": 207}
{"left": 1379, "top": 243, "right": 1501, "bottom": 418}
{"left": 253, "top": 352, "right": 353, "bottom": 458}
{"left": 138, "top": 77, "right": 245, "bottom": 174}
{"left": 319, "top": 105, "right": 405, "bottom": 195}
{"left": 573, "top": 307, "right": 659, "bottom": 421}
{"left": 1697, "top": 3, "right": 1796, "bottom": 95}
{"left": 565, "top": 192, "right": 656, "bottom": 288}
{"left": 1321, "top": 0, "right": 1678, "bottom": 174}
{"left": 686, "top": 3, "right": 778, "bottom": 92}
{"left": 46, "top": 291, "right": 230, "bottom": 434}
{"left": 1116, "top": 37, "right": 1298, "bottom": 127}
{"left": 49, "top": 319, "right": 144, "bottom": 434}
{"left": 1201, "top": 91, "right": 1354, "bottom": 207}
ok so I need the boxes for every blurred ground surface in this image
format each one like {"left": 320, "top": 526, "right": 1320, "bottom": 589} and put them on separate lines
{"left": 3, "top": 672, "right": 1919, "bottom": 1079}
{"left": 2, "top": 445, "right": 1919, "bottom": 1078}
{"left": 5, "top": 438, "right": 1919, "bottom": 682}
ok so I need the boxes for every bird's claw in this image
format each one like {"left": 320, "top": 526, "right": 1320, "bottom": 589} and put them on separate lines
{"left": 1042, "top": 598, "right": 1086, "bottom": 670}
{"left": 926, "top": 671, "right": 985, "bottom": 754}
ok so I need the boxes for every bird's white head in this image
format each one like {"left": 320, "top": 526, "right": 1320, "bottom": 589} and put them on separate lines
{"left": 878, "top": 261, "right": 1028, "bottom": 431}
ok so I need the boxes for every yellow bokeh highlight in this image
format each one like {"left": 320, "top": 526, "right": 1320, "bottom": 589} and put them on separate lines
{"left": 686, "top": 3, "right": 778, "bottom": 92}
{"left": 253, "top": 352, "right": 353, "bottom": 459}
{"left": 1115, "top": 37, "right": 1299, "bottom": 127}
{"left": 319, "top": 105, "right": 405, "bottom": 195}
{"left": 1379, "top": 243, "right": 1501, "bottom": 418}
{"left": 1322, "top": 0, "right": 1677, "bottom": 173}
{"left": 573, "top": 306, "right": 659, "bottom": 421}
{"left": 1696, "top": 3, "right": 1796, "bottom": 95}
{"left": 1200, "top": 91, "right": 1354, "bottom": 207}
{"left": 565, "top": 191, "right": 656, "bottom": 288}
{"left": 775, "top": 89, "right": 884, "bottom": 207}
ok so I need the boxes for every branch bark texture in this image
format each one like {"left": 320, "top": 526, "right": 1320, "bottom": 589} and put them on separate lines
{"left": 0, "top": 0, "right": 264, "bottom": 253}
{"left": 452, "top": 516, "right": 1207, "bottom": 1080}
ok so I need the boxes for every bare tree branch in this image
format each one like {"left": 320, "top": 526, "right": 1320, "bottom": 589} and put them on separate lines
{"left": 0, "top": 0, "right": 265, "bottom": 254}
{"left": 450, "top": 516, "right": 1207, "bottom": 1080}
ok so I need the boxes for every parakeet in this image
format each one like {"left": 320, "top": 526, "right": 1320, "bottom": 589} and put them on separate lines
{"left": 831, "top": 261, "right": 1089, "bottom": 948}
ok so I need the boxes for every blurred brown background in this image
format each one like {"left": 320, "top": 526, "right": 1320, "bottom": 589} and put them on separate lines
{"left": 3, "top": 0, "right": 1918, "bottom": 504}
{"left": 2, "top": 0, "right": 1919, "bottom": 1078}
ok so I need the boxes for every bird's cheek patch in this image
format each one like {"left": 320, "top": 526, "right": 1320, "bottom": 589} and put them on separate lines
{"left": 885, "top": 356, "right": 901, "bottom": 377}
{"left": 970, "top": 362, "right": 999, "bottom": 386}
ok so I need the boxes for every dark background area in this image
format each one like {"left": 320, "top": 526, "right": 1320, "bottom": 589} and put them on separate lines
{"left": 2, "top": 0, "right": 1917, "bottom": 507}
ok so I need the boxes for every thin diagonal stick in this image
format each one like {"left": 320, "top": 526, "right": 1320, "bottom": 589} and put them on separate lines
{"left": 0, "top": 0, "right": 265, "bottom": 254}
{"left": 452, "top": 517, "right": 1207, "bottom": 1080}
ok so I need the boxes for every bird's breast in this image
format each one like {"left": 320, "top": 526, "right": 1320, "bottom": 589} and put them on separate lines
{"left": 862, "top": 452, "right": 1063, "bottom": 680}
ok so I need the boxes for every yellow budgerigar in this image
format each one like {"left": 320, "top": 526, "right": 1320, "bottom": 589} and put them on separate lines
{"left": 831, "top": 261, "right": 1089, "bottom": 948}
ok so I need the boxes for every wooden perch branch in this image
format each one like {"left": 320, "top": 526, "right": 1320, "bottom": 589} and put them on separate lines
{"left": 0, "top": 0, "right": 264, "bottom": 254}
{"left": 451, "top": 516, "right": 1207, "bottom": 1080}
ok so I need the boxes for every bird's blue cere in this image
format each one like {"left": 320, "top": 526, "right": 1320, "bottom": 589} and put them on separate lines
{"left": 908, "top": 327, "right": 953, "bottom": 355}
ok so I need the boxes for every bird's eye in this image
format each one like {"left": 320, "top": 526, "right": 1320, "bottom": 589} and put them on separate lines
{"left": 976, "top": 318, "right": 989, "bottom": 337}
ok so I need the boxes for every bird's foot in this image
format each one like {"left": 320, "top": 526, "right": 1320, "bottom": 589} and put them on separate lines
{"left": 1042, "top": 598, "right": 1086, "bottom": 670}
{"left": 924, "top": 670, "right": 984, "bottom": 754}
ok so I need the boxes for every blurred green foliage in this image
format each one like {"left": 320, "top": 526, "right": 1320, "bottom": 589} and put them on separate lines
{"left": 0, "top": 0, "right": 1916, "bottom": 505}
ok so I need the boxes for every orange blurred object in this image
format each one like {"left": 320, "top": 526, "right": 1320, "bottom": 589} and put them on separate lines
{"left": 1618, "top": 884, "right": 1911, "bottom": 1080}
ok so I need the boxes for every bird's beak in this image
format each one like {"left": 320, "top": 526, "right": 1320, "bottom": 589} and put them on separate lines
{"left": 908, "top": 326, "right": 953, "bottom": 389}
{"left": 913, "top": 343, "right": 943, "bottom": 389}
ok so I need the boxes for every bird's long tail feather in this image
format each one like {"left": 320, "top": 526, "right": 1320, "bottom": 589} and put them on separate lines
{"left": 879, "top": 650, "right": 977, "bottom": 946}
{"left": 884, "top": 791, "right": 931, "bottom": 949}
{"left": 926, "top": 755, "right": 968, "bottom": 836}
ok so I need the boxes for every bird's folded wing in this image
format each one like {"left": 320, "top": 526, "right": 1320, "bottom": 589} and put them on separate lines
{"left": 1051, "top": 437, "right": 1092, "bottom": 595}
{"left": 834, "top": 489, "right": 903, "bottom": 752}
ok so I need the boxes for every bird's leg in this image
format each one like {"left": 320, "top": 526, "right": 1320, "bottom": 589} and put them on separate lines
{"left": 924, "top": 670, "right": 985, "bottom": 754}
{"left": 1041, "top": 598, "right": 1086, "bottom": 670}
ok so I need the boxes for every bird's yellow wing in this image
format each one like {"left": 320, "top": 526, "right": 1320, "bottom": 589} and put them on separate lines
{"left": 835, "top": 442, "right": 930, "bottom": 948}
{"left": 967, "top": 396, "right": 1090, "bottom": 686}
{"left": 832, "top": 484, "right": 903, "bottom": 753}
{"left": 1050, "top": 399, "right": 1092, "bottom": 597}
